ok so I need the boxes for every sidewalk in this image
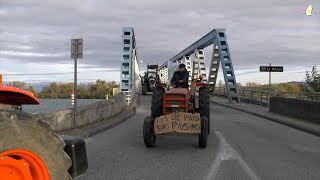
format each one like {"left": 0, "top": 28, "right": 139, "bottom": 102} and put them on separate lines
{"left": 58, "top": 95, "right": 138, "bottom": 138}
{"left": 211, "top": 96, "right": 320, "bottom": 136}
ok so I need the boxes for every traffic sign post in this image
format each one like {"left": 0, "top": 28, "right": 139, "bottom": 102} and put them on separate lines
{"left": 71, "top": 39, "right": 83, "bottom": 59}
{"left": 259, "top": 66, "right": 283, "bottom": 72}
{"left": 71, "top": 38, "right": 83, "bottom": 128}
{"left": 260, "top": 64, "right": 283, "bottom": 106}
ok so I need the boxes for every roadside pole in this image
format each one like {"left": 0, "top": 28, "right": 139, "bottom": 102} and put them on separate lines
{"left": 71, "top": 38, "right": 83, "bottom": 129}
{"left": 259, "top": 64, "right": 283, "bottom": 106}
{"left": 269, "top": 63, "right": 271, "bottom": 105}
{"left": 74, "top": 57, "right": 77, "bottom": 128}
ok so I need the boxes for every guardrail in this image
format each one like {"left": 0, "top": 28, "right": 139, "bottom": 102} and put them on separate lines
{"left": 213, "top": 86, "right": 320, "bottom": 106}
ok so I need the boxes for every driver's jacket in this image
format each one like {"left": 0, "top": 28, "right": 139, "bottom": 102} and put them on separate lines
{"left": 170, "top": 70, "right": 189, "bottom": 88}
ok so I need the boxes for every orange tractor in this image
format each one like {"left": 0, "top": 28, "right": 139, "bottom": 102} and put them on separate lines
{"left": 143, "top": 77, "right": 210, "bottom": 148}
{"left": 0, "top": 85, "right": 88, "bottom": 180}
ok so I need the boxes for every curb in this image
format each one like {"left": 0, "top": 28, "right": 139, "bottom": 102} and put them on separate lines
{"left": 211, "top": 100, "right": 320, "bottom": 136}
{"left": 78, "top": 107, "right": 136, "bottom": 138}
{"left": 59, "top": 94, "right": 138, "bottom": 138}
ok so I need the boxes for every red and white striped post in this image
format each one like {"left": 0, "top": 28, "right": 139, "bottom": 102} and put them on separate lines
{"left": 71, "top": 90, "right": 75, "bottom": 106}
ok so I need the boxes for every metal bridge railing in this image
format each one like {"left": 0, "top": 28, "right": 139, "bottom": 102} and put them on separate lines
{"left": 123, "top": 87, "right": 136, "bottom": 105}
{"left": 213, "top": 86, "right": 320, "bottom": 106}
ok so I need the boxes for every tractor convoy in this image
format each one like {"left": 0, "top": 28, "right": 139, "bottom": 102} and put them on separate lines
{"left": 0, "top": 61, "right": 211, "bottom": 180}
{"left": 0, "top": 85, "right": 88, "bottom": 180}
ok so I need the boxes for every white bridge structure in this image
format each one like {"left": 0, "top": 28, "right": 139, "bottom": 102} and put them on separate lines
{"left": 120, "top": 28, "right": 240, "bottom": 104}
{"left": 119, "top": 27, "right": 140, "bottom": 105}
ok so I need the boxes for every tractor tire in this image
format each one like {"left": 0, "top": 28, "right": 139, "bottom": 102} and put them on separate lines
{"left": 151, "top": 86, "right": 165, "bottom": 118}
{"left": 199, "top": 86, "right": 211, "bottom": 134}
{"left": 142, "top": 84, "right": 147, "bottom": 95}
{"left": 199, "top": 116, "right": 208, "bottom": 148}
{"left": 0, "top": 110, "right": 72, "bottom": 180}
{"left": 143, "top": 116, "right": 156, "bottom": 148}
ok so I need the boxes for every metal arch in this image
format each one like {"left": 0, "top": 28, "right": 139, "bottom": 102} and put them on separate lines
{"left": 160, "top": 29, "right": 224, "bottom": 68}
{"left": 159, "top": 29, "right": 240, "bottom": 104}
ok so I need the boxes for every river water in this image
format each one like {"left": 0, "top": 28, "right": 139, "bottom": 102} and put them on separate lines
{"left": 22, "top": 99, "right": 106, "bottom": 114}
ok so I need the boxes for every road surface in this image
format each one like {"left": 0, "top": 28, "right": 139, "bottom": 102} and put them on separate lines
{"left": 78, "top": 95, "right": 320, "bottom": 180}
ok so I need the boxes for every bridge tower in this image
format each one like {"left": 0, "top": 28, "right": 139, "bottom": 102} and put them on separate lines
{"left": 211, "top": 29, "right": 240, "bottom": 103}
{"left": 120, "top": 27, "right": 140, "bottom": 104}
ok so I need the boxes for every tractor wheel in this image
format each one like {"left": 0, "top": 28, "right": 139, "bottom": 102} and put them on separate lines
{"left": 151, "top": 86, "right": 164, "bottom": 118}
{"left": 142, "top": 84, "right": 147, "bottom": 95}
{"left": 199, "top": 86, "right": 211, "bottom": 134}
{"left": 199, "top": 116, "right": 208, "bottom": 148}
{"left": 0, "top": 110, "right": 72, "bottom": 180}
{"left": 143, "top": 116, "right": 156, "bottom": 148}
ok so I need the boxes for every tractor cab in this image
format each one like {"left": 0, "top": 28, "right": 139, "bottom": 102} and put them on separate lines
{"left": 140, "top": 64, "right": 160, "bottom": 95}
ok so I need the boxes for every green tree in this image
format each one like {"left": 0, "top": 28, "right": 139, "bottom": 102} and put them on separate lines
{"left": 37, "top": 80, "right": 114, "bottom": 99}
{"left": 26, "top": 86, "right": 37, "bottom": 97}
{"left": 107, "top": 81, "right": 117, "bottom": 88}
{"left": 48, "top": 82, "right": 59, "bottom": 98}
{"left": 246, "top": 82, "right": 261, "bottom": 87}
{"left": 276, "top": 83, "right": 302, "bottom": 93}
{"left": 38, "top": 82, "right": 60, "bottom": 98}
{"left": 6, "top": 81, "right": 26, "bottom": 89}
{"left": 59, "top": 83, "right": 73, "bottom": 98}
{"left": 306, "top": 65, "right": 320, "bottom": 92}
{"left": 95, "top": 80, "right": 111, "bottom": 99}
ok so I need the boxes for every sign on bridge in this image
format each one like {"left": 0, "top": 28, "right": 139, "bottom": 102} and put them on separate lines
{"left": 260, "top": 66, "right": 283, "bottom": 72}
{"left": 71, "top": 38, "right": 83, "bottom": 59}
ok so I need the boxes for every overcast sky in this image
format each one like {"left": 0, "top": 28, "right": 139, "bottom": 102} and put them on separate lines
{"left": 0, "top": 0, "right": 319, "bottom": 85}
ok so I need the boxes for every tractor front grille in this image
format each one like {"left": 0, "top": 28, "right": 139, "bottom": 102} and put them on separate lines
{"left": 149, "top": 79, "right": 156, "bottom": 84}
{"left": 163, "top": 93, "right": 188, "bottom": 114}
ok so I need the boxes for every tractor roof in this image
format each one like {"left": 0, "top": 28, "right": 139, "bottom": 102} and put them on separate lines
{"left": 0, "top": 85, "right": 40, "bottom": 105}
{"left": 147, "top": 65, "right": 158, "bottom": 69}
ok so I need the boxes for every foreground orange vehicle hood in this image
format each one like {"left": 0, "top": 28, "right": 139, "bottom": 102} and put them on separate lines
{"left": 0, "top": 85, "right": 40, "bottom": 105}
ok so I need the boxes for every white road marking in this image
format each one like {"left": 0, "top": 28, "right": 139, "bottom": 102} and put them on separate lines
{"left": 206, "top": 131, "right": 260, "bottom": 180}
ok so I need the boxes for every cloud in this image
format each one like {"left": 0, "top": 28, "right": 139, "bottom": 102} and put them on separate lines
{"left": 0, "top": 0, "right": 319, "bottom": 83}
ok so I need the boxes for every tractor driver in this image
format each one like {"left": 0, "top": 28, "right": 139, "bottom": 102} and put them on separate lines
{"left": 171, "top": 63, "right": 189, "bottom": 88}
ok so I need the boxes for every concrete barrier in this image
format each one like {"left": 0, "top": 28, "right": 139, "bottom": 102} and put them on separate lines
{"left": 270, "top": 97, "right": 320, "bottom": 123}
{"left": 36, "top": 93, "right": 126, "bottom": 132}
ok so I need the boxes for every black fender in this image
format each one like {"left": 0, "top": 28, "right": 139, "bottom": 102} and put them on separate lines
{"left": 61, "top": 135, "right": 88, "bottom": 179}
